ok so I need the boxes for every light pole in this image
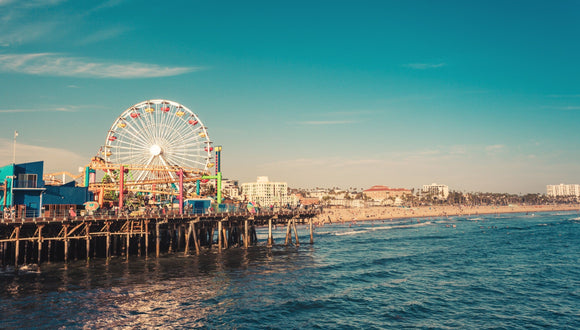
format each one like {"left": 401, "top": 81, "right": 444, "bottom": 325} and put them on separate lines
{"left": 12, "top": 131, "right": 18, "bottom": 164}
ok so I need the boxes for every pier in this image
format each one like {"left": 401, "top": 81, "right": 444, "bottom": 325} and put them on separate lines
{"left": 0, "top": 209, "right": 319, "bottom": 268}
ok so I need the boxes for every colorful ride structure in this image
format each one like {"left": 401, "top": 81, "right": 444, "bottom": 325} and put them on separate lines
{"left": 87, "top": 99, "right": 222, "bottom": 212}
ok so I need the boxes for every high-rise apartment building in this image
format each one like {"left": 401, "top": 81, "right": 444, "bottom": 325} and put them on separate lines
{"left": 546, "top": 184, "right": 580, "bottom": 197}
{"left": 422, "top": 183, "right": 449, "bottom": 199}
{"left": 241, "top": 176, "right": 297, "bottom": 207}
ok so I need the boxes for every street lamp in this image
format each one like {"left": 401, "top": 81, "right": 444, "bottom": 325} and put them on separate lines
{"left": 12, "top": 131, "right": 18, "bottom": 164}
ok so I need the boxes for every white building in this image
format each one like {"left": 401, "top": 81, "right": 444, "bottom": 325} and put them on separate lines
{"left": 221, "top": 179, "right": 241, "bottom": 200}
{"left": 547, "top": 184, "right": 580, "bottom": 197}
{"left": 422, "top": 183, "right": 449, "bottom": 199}
{"left": 241, "top": 176, "right": 298, "bottom": 207}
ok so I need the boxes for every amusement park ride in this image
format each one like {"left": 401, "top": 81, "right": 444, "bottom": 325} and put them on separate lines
{"left": 46, "top": 99, "right": 223, "bottom": 213}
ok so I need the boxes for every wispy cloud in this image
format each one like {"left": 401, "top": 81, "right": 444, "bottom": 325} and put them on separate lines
{"left": 0, "top": 105, "right": 97, "bottom": 113}
{"left": 0, "top": 53, "right": 201, "bottom": 78}
{"left": 542, "top": 106, "right": 580, "bottom": 110}
{"left": 0, "top": 1, "right": 128, "bottom": 47}
{"left": 485, "top": 144, "right": 505, "bottom": 153}
{"left": 90, "top": 0, "right": 125, "bottom": 12}
{"left": 547, "top": 94, "right": 580, "bottom": 98}
{"left": 0, "top": 0, "right": 65, "bottom": 8}
{"left": 78, "top": 26, "right": 130, "bottom": 45}
{"left": 0, "top": 21, "right": 60, "bottom": 46}
{"left": 0, "top": 0, "right": 67, "bottom": 46}
{"left": 404, "top": 63, "right": 446, "bottom": 70}
{"left": 298, "top": 120, "right": 357, "bottom": 125}
{"left": 0, "top": 139, "right": 88, "bottom": 172}
{"left": 261, "top": 157, "right": 386, "bottom": 169}
{"left": 321, "top": 110, "right": 376, "bottom": 116}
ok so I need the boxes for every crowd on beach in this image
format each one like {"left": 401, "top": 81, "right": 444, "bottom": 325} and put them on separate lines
{"left": 314, "top": 204, "right": 580, "bottom": 224}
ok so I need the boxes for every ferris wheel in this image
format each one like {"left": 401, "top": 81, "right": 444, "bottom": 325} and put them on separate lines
{"left": 102, "top": 99, "right": 213, "bottom": 184}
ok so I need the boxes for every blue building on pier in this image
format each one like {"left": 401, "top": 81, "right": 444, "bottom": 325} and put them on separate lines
{"left": 0, "top": 161, "right": 93, "bottom": 217}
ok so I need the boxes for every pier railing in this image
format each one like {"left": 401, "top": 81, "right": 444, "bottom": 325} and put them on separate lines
{"left": 0, "top": 206, "right": 321, "bottom": 224}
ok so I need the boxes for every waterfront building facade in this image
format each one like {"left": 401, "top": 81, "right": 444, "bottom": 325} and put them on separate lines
{"left": 241, "top": 176, "right": 298, "bottom": 207}
{"left": 362, "top": 185, "right": 412, "bottom": 202}
{"left": 547, "top": 184, "right": 580, "bottom": 197}
{"left": 0, "top": 161, "right": 93, "bottom": 217}
{"left": 221, "top": 179, "right": 241, "bottom": 200}
{"left": 422, "top": 183, "right": 449, "bottom": 199}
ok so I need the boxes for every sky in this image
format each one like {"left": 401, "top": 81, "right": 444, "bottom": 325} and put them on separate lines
{"left": 0, "top": 0, "right": 579, "bottom": 194}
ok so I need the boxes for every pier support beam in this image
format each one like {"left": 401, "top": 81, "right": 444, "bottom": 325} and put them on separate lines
{"left": 309, "top": 218, "right": 314, "bottom": 244}
{"left": 192, "top": 221, "right": 200, "bottom": 255}
{"left": 184, "top": 222, "right": 191, "bottom": 256}
{"left": 285, "top": 220, "right": 292, "bottom": 246}
{"left": 293, "top": 220, "right": 300, "bottom": 247}
{"left": 37, "top": 225, "right": 44, "bottom": 265}
{"left": 145, "top": 220, "right": 149, "bottom": 258}
{"left": 156, "top": 222, "right": 160, "bottom": 258}
{"left": 218, "top": 220, "right": 223, "bottom": 252}
{"left": 14, "top": 226, "right": 20, "bottom": 269}
{"left": 244, "top": 220, "right": 249, "bottom": 248}
{"left": 268, "top": 218, "right": 273, "bottom": 247}
{"left": 63, "top": 224, "right": 69, "bottom": 263}
{"left": 125, "top": 227, "right": 130, "bottom": 260}
{"left": 105, "top": 222, "right": 111, "bottom": 260}
{"left": 85, "top": 223, "right": 90, "bottom": 260}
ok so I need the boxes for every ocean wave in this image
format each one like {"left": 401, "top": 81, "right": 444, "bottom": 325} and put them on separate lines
{"left": 0, "top": 264, "right": 40, "bottom": 276}
{"left": 335, "top": 230, "right": 369, "bottom": 236}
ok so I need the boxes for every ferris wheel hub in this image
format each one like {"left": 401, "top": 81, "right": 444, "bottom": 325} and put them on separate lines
{"left": 150, "top": 144, "right": 162, "bottom": 156}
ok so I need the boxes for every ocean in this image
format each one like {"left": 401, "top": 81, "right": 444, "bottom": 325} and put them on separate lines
{"left": 1, "top": 211, "right": 579, "bottom": 329}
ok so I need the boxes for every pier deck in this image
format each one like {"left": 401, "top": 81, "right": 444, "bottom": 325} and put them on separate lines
{"left": 0, "top": 210, "right": 319, "bottom": 268}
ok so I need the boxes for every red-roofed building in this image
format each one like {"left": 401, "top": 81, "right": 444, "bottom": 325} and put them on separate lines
{"left": 363, "top": 185, "right": 412, "bottom": 201}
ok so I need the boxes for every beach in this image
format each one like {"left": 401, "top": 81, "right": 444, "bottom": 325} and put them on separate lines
{"left": 315, "top": 204, "right": 580, "bottom": 224}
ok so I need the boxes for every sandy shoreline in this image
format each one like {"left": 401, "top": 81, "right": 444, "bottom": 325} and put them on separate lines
{"left": 314, "top": 204, "right": 580, "bottom": 224}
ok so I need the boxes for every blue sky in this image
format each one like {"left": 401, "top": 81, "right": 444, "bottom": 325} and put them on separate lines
{"left": 1, "top": 0, "right": 579, "bottom": 193}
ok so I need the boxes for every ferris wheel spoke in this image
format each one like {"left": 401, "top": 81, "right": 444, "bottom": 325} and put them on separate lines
{"left": 163, "top": 154, "right": 200, "bottom": 167}
{"left": 167, "top": 150, "right": 207, "bottom": 162}
{"left": 134, "top": 155, "right": 155, "bottom": 182}
{"left": 113, "top": 142, "right": 150, "bottom": 158}
{"left": 177, "top": 135, "right": 208, "bottom": 147}
{"left": 158, "top": 154, "right": 179, "bottom": 181}
{"left": 125, "top": 117, "right": 155, "bottom": 147}
{"left": 117, "top": 126, "right": 152, "bottom": 150}
{"left": 112, "top": 143, "right": 148, "bottom": 152}
{"left": 166, "top": 151, "right": 209, "bottom": 166}
{"left": 161, "top": 114, "right": 184, "bottom": 144}
{"left": 140, "top": 103, "right": 157, "bottom": 139}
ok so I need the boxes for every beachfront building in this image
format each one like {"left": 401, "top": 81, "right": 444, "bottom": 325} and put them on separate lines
{"left": 241, "top": 176, "right": 298, "bottom": 207}
{"left": 547, "top": 184, "right": 580, "bottom": 197}
{"left": 326, "top": 198, "right": 365, "bottom": 208}
{"left": 221, "top": 179, "right": 241, "bottom": 200}
{"left": 0, "top": 161, "right": 93, "bottom": 217}
{"left": 422, "top": 183, "right": 449, "bottom": 199}
{"left": 362, "top": 185, "right": 412, "bottom": 202}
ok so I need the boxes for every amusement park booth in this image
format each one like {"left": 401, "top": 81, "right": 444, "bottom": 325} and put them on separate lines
{"left": 0, "top": 161, "right": 93, "bottom": 218}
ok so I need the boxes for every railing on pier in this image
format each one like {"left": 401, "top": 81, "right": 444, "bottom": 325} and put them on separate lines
{"left": 1, "top": 206, "right": 321, "bottom": 224}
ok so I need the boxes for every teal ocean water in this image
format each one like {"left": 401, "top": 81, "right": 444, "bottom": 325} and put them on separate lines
{"left": 1, "top": 211, "right": 579, "bottom": 329}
